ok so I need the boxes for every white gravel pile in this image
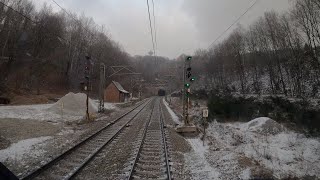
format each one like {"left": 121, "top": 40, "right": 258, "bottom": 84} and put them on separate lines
{"left": 241, "top": 117, "right": 285, "bottom": 135}
{"left": 47, "top": 92, "right": 97, "bottom": 116}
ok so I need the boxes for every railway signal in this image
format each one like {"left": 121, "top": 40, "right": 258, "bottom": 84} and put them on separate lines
{"left": 99, "top": 63, "right": 105, "bottom": 113}
{"left": 177, "top": 55, "right": 197, "bottom": 134}
{"left": 183, "top": 55, "right": 195, "bottom": 126}
{"left": 85, "top": 55, "right": 91, "bottom": 121}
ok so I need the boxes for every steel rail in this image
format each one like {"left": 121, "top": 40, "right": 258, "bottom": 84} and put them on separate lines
{"left": 127, "top": 98, "right": 171, "bottom": 180}
{"left": 159, "top": 99, "right": 172, "bottom": 180}
{"left": 127, "top": 100, "right": 155, "bottom": 180}
{"left": 22, "top": 98, "right": 151, "bottom": 180}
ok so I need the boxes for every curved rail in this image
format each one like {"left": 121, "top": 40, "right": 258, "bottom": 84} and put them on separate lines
{"left": 22, "top": 98, "right": 152, "bottom": 180}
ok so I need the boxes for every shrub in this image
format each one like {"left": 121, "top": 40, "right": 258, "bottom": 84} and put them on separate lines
{"left": 207, "top": 94, "right": 320, "bottom": 135}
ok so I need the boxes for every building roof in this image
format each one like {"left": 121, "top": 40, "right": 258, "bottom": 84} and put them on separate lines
{"left": 112, "top": 81, "right": 129, "bottom": 94}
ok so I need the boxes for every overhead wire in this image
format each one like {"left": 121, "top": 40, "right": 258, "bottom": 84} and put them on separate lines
{"left": 146, "top": 0, "right": 156, "bottom": 60}
{"left": 50, "top": 0, "right": 98, "bottom": 45}
{"left": 208, "top": 0, "right": 259, "bottom": 48}
{"left": 0, "top": 1, "right": 68, "bottom": 43}
{"left": 49, "top": 0, "right": 112, "bottom": 64}
{"left": 151, "top": 0, "right": 157, "bottom": 57}
{"left": 0, "top": 1, "right": 35, "bottom": 23}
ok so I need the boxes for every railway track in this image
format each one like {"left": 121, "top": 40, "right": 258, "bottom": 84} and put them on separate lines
{"left": 21, "top": 98, "right": 152, "bottom": 180}
{"left": 126, "top": 98, "right": 172, "bottom": 180}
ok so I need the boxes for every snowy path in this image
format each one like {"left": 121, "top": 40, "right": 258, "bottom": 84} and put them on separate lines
{"left": 163, "top": 98, "right": 220, "bottom": 179}
{"left": 185, "top": 138, "right": 220, "bottom": 180}
{"left": 162, "top": 99, "right": 181, "bottom": 125}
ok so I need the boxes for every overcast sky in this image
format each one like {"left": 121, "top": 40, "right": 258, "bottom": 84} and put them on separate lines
{"left": 33, "top": 0, "right": 291, "bottom": 59}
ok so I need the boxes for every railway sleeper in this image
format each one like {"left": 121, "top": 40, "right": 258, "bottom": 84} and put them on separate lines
{"left": 131, "top": 175, "right": 168, "bottom": 180}
{"left": 140, "top": 151, "right": 163, "bottom": 157}
{"left": 136, "top": 162, "right": 166, "bottom": 168}
{"left": 138, "top": 155, "right": 164, "bottom": 162}
{"left": 132, "top": 169, "right": 166, "bottom": 178}
{"left": 135, "top": 164, "right": 166, "bottom": 172}
{"left": 140, "top": 148, "right": 163, "bottom": 153}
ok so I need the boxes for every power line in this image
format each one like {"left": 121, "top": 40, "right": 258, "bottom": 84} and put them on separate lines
{"left": 50, "top": 0, "right": 110, "bottom": 64}
{"left": 0, "top": 1, "right": 67, "bottom": 43}
{"left": 50, "top": 0, "right": 96, "bottom": 40}
{"left": 209, "top": 0, "right": 259, "bottom": 48}
{"left": 51, "top": 0, "right": 72, "bottom": 17}
{"left": 0, "top": 1, "right": 35, "bottom": 23}
{"left": 151, "top": 0, "right": 157, "bottom": 56}
{"left": 146, "top": 0, "right": 156, "bottom": 58}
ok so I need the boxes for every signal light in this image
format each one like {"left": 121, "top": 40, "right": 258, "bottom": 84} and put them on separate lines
{"left": 190, "top": 77, "right": 195, "bottom": 82}
{"left": 186, "top": 56, "right": 192, "bottom": 61}
{"left": 185, "top": 83, "right": 190, "bottom": 88}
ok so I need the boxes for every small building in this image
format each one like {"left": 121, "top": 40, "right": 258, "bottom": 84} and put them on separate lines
{"left": 105, "top": 81, "right": 130, "bottom": 103}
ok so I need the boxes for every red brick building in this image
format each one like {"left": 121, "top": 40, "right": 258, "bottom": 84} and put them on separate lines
{"left": 105, "top": 81, "right": 130, "bottom": 103}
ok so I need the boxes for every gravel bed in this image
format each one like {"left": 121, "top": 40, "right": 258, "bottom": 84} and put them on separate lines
{"left": 2, "top": 100, "right": 145, "bottom": 178}
{"left": 74, "top": 100, "right": 154, "bottom": 179}
{"left": 161, "top": 99, "right": 192, "bottom": 180}
{"left": 2, "top": 98, "right": 190, "bottom": 179}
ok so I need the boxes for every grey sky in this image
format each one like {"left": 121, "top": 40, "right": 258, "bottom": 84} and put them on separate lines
{"left": 33, "top": 0, "right": 291, "bottom": 59}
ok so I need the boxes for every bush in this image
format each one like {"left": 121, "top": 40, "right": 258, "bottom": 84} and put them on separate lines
{"left": 207, "top": 94, "right": 320, "bottom": 135}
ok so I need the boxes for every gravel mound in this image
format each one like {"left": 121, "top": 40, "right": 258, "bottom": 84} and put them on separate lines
{"left": 47, "top": 92, "right": 97, "bottom": 116}
{"left": 242, "top": 117, "right": 285, "bottom": 135}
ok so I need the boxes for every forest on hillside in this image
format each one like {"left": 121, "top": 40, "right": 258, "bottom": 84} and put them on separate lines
{"left": 0, "top": 0, "right": 131, "bottom": 97}
{"left": 1, "top": 0, "right": 320, "bottom": 101}
{"left": 0, "top": 0, "right": 181, "bottom": 101}
{"left": 192, "top": 0, "right": 320, "bottom": 98}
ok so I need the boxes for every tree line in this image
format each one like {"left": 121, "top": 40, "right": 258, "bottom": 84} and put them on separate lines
{"left": 0, "top": 0, "right": 130, "bottom": 95}
{"left": 194, "top": 0, "right": 320, "bottom": 98}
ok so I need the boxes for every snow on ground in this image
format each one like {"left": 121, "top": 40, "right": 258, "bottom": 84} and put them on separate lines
{"left": 239, "top": 117, "right": 285, "bottom": 135}
{"left": 184, "top": 138, "right": 220, "bottom": 179}
{"left": 104, "top": 102, "right": 117, "bottom": 110}
{"left": 0, "top": 104, "right": 63, "bottom": 121}
{"left": 92, "top": 100, "right": 118, "bottom": 110}
{"left": 163, "top": 97, "right": 320, "bottom": 178}
{"left": 0, "top": 136, "right": 51, "bottom": 162}
{"left": 163, "top": 99, "right": 181, "bottom": 125}
{"left": 207, "top": 118, "right": 320, "bottom": 179}
{"left": 0, "top": 93, "right": 118, "bottom": 122}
